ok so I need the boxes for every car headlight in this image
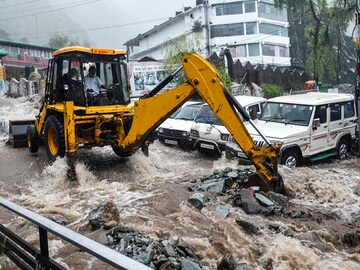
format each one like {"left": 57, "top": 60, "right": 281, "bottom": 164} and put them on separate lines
{"left": 221, "top": 133, "right": 229, "bottom": 141}
{"left": 228, "top": 135, "right": 235, "bottom": 143}
{"left": 190, "top": 129, "right": 199, "bottom": 137}
{"left": 181, "top": 131, "right": 190, "bottom": 137}
{"left": 158, "top": 127, "right": 163, "bottom": 133}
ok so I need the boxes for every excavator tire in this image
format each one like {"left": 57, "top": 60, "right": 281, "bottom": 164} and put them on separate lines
{"left": 112, "top": 146, "right": 135, "bottom": 158}
{"left": 247, "top": 172, "right": 285, "bottom": 195}
{"left": 27, "top": 125, "right": 39, "bottom": 153}
{"left": 44, "top": 116, "right": 65, "bottom": 161}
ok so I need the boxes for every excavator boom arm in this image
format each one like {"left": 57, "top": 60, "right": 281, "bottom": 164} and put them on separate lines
{"left": 121, "top": 53, "right": 283, "bottom": 192}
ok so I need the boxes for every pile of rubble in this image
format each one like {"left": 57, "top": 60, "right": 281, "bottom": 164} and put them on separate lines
{"left": 84, "top": 168, "right": 294, "bottom": 269}
{"left": 188, "top": 167, "right": 289, "bottom": 216}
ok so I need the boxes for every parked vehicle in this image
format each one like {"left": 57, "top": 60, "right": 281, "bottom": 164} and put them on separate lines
{"left": 225, "top": 92, "right": 358, "bottom": 168}
{"left": 157, "top": 102, "right": 203, "bottom": 149}
{"left": 189, "top": 96, "right": 266, "bottom": 157}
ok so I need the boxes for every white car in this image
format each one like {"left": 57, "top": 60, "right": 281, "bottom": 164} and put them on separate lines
{"left": 225, "top": 92, "right": 358, "bottom": 168}
{"left": 189, "top": 96, "right": 266, "bottom": 157}
{"left": 157, "top": 101, "right": 203, "bottom": 149}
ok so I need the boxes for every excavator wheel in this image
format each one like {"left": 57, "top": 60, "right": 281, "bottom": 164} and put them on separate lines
{"left": 247, "top": 172, "right": 285, "bottom": 195}
{"left": 27, "top": 125, "right": 39, "bottom": 153}
{"left": 44, "top": 116, "right": 65, "bottom": 161}
{"left": 112, "top": 146, "right": 135, "bottom": 158}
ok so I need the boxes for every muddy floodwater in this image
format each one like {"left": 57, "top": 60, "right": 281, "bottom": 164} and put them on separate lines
{"left": 0, "top": 94, "right": 359, "bottom": 270}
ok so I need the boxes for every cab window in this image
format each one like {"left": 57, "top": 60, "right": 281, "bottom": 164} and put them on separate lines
{"left": 314, "top": 105, "right": 327, "bottom": 124}
{"left": 330, "top": 103, "right": 341, "bottom": 121}
{"left": 343, "top": 101, "right": 355, "bottom": 118}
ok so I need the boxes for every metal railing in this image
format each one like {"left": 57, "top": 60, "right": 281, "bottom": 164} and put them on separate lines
{"left": 0, "top": 196, "right": 151, "bottom": 270}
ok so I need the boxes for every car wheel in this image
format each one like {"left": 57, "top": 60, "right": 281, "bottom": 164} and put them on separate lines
{"left": 281, "top": 150, "right": 299, "bottom": 168}
{"left": 337, "top": 138, "right": 349, "bottom": 159}
{"left": 112, "top": 146, "right": 135, "bottom": 157}
{"left": 27, "top": 125, "right": 39, "bottom": 153}
{"left": 44, "top": 116, "right": 65, "bottom": 161}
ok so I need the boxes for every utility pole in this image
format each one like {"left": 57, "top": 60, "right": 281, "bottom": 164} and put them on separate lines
{"left": 204, "top": 0, "right": 211, "bottom": 57}
{"left": 356, "top": 0, "right": 360, "bottom": 153}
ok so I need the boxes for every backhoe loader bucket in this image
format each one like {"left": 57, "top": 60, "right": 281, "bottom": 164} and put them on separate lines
{"left": 8, "top": 120, "right": 35, "bottom": 148}
{"left": 247, "top": 172, "right": 285, "bottom": 194}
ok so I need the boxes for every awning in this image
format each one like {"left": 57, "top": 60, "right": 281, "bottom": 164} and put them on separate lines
{"left": 0, "top": 49, "right": 7, "bottom": 57}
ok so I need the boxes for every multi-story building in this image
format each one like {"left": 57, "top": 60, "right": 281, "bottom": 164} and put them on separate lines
{"left": 0, "top": 40, "right": 55, "bottom": 78}
{"left": 124, "top": 0, "right": 290, "bottom": 66}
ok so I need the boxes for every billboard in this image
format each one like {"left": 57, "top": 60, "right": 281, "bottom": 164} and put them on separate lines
{"left": 128, "top": 62, "right": 179, "bottom": 97}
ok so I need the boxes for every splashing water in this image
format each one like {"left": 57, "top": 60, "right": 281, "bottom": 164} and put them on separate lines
{"left": 0, "top": 94, "right": 359, "bottom": 269}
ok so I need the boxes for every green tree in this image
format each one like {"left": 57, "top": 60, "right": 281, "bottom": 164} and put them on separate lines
{"left": 274, "top": 0, "right": 355, "bottom": 84}
{"left": 261, "top": 84, "right": 282, "bottom": 99}
{"left": 163, "top": 34, "right": 202, "bottom": 84}
{"left": 48, "top": 34, "right": 79, "bottom": 49}
{"left": 163, "top": 34, "right": 232, "bottom": 90}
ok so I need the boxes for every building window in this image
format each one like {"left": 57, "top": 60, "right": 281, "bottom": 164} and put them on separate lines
{"left": 279, "top": 46, "right": 289, "bottom": 57}
{"left": 248, "top": 43, "right": 259, "bottom": 56}
{"left": 262, "top": 44, "right": 289, "bottom": 57}
{"left": 259, "top": 23, "right": 288, "bottom": 37}
{"left": 215, "top": 2, "right": 243, "bottom": 16}
{"left": 262, "top": 44, "right": 275, "bottom": 56}
{"left": 210, "top": 23, "right": 244, "bottom": 38}
{"left": 230, "top": 45, "right": 246, "bottom": 57}
{"left": 244, "top": 2, "right": 256, "bottom": 13}
{"left": 10, "top": 46, "right": 18, "bottom": 54}
{"left": 258, "top": 2, "right": 288, "bottom": 22}
{"left": 245, "top": 22, "right": 257, "bottom": 35}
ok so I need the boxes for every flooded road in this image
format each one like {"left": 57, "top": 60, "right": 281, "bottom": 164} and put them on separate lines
{"left": 0, "top": 94, "right": 359, "bottom": 269}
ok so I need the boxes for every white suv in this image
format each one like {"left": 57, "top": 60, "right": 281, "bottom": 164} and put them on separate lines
{"left": 225, "top": 92, "right": 358, "bottom": 168}
{"left": 189, "top": 96, "right": 266, "bottom": 157}
{"left": 157, "top": 102, "right": 203, "bottom": 149}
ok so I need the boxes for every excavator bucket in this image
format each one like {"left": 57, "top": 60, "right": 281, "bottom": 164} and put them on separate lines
{"left": 8, "top": 120, "right": 35, "bottom": 148}
{"left": 247, "top": 172, "right": 285, "bottom": 194}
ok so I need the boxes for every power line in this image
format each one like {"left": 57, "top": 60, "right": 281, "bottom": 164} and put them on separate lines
{"left": 1, "top": 0, "right": 41, "bottom": 9}
{"left": 9, "top": 16, "right": 170, "bottom": 39}
{"left": 0, "top": 0, "right": 100, "bottom": 22}
{"left": 1, "top": 0, "right": 94, "bottom": 14}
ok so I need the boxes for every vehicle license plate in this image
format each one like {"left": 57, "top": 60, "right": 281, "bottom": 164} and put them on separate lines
{"left": 165, "top": 139, "right": 178, "bottom": 145}
{"left": 200, "top": 143, "right": 214, "bottom": 150}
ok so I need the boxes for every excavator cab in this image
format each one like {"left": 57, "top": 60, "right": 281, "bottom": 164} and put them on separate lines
{"left": 46, "top": 47, "right": 130, "bottom": 107}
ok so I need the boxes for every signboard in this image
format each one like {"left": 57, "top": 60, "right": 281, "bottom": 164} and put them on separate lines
{"left": 327, "top": 88, "right": 338, "bottom": 93}
{"left": 128, "top": 62, "right": 179, "bottom": 97}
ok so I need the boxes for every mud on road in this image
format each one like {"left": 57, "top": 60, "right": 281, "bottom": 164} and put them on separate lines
{"left": 0, "top": 139, "right": 360, "bottom": 269}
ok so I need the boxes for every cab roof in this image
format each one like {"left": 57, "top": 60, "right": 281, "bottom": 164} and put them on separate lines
{"left": 53, "top": 46, "right": 127, "bottom": 57}
{"left": 234, "top": 95, "right": 266, "bottom": 107}
{"left": 268, "top": 92, "right": 354, "bottom": 105}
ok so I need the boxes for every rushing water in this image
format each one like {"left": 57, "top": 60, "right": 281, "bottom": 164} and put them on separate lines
{"left": 0, "top": 93, "right": 359, "bottom": 269}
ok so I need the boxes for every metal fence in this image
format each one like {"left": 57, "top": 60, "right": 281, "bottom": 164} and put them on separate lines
{"left": 0, "top": 196, "right": 151, "bottom": 270}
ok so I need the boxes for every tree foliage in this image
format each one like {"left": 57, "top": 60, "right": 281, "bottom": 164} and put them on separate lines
{"left": 48, "top": 34, "right": 79, "bottom": 49}
{"left": 163, "top": 34, "right": 202, "bottom": 84}
{"left": 261, "top": 84, "right": 282, "bottom": 99}
{"left": 274, "top": 0, "right": 356, "bottom": 84}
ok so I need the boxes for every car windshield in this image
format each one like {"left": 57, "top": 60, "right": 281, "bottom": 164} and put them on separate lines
{"left": 174, "top": 105, "right": 201, "bottom": 120}
{"left": 259, "top": 102, "right": 313, "bottom": 126}
{"left": 194, "top": 105, "right": 223, "bottom": 125}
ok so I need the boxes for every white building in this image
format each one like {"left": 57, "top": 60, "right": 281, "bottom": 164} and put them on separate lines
{"left": 124, "top": 0, "right": 291, "bottom": 66}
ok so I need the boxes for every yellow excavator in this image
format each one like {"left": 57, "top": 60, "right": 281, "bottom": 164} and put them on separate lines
{"left": 11, "top": 46, "right": 284, "bottom": 193}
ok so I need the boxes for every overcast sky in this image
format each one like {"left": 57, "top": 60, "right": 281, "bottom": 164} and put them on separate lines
{"left": 65, "top": 0, "right": 196, "bottom": 48}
